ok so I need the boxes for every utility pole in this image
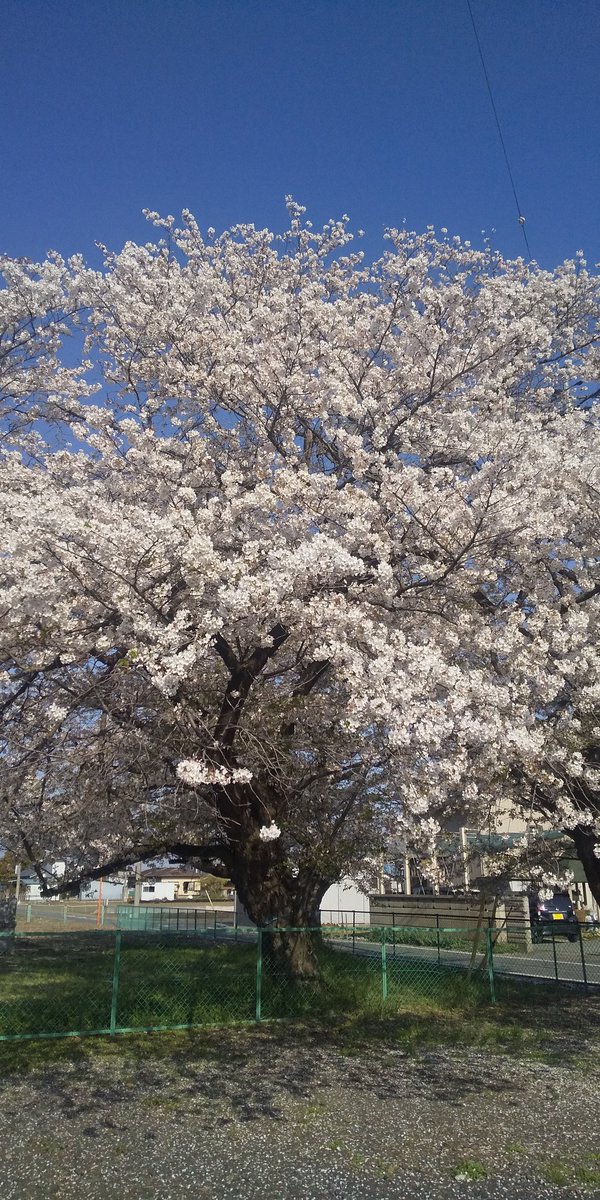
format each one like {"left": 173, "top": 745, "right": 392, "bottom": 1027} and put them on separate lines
{"left": 14, "top": 862, "right": 21, "bottom": 905}
{"left": 460, "top": 826, "right": 471, "bottom": 890}
{"left": 432, "top": 853, "right": 440, "bottom": 896}
{"left": 403, "top": 855, "right": 412, "bottom": 896}
{"left": 133, "top": 862, "right": 142, "bottom": 908}
{"left": 375, "top": 854, "right": 385, "bottom": 894}
{"left": 95, "top": 877, "right": 104, "bottom": 928}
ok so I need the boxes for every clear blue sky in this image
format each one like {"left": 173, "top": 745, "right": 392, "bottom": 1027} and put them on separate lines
{"left": 2, "top": 0, "right": 599, "bottom": 268}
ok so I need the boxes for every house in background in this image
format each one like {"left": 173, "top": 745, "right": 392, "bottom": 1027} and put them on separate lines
{"left": 19, "top": 868, "right": 127, "bottom": 902}
{"left": 80, "top": 877, "right": 127, "bottom": 902}
{"left": 137, "top": 867, "right": 227, "bottom": 902}
{"left": 17, "top": 864, "right": 227, "bottom": 905}
{"left": 19, "top": 862, "right": 66, "bottom": 900}
{"left": 17, "top": 870, "right": 42, "bottom": 900}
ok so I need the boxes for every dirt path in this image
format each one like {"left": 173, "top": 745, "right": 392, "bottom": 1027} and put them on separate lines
{"left": 1, "top": 1012, "right": 600, "bottom": 1198}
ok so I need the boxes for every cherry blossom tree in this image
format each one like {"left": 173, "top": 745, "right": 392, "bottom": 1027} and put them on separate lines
{"left": 500, "top": 714, "right": 600, "bottom": 906}
{"left": 0, "top": 251, "right": 92, "bottom": 446}
{"left": 1, "top": 203, "right": 599, "bottom": 973}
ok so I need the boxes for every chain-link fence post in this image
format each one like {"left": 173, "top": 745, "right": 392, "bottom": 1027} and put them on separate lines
{"left": 255, "top": 929, "right": 263, "bottom": 1022}
{"left": 110, "top": 930, "right": 122, "bottom": 1033}
{"left": 436, "top": 914, "right": 441, "bottom": 966}
{"left": 578, "top": 925, "right": 589, "bottom": 993}
{"left": 486, "top": 927, "right": 496, "bottom": 1004}
{"left": 551, "top": 926, "right": 559, "bottom": 983}
{"left": 381, "top": 934, "right": 388, "bottom": 1001}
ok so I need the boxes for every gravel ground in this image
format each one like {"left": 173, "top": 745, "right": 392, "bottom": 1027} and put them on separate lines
{"left": 1, "top": 1013, "right": 600, "bottom": 1200}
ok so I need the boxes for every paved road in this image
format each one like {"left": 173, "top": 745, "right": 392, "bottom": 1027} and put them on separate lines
{"left": 327, "top": 932, "right": 600, "bottom": 987}
{"left": 209, "top": 922, "right": 600, "bottom": 987}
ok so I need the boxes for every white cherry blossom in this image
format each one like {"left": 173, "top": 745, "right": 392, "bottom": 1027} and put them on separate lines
{"left": 0, "top": 203, "right": 598, "bottom": 952}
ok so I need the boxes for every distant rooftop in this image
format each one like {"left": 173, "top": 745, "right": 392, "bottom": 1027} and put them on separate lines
{"left": 140, "top": 867, "right": 205, "bottom": 881}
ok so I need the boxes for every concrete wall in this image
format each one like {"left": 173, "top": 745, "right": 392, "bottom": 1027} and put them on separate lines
{"left": 369, "top": 893, "right": 531, "bottom": 948}
{"left": 233, "top": 877, "right": 371, "bottom": 928}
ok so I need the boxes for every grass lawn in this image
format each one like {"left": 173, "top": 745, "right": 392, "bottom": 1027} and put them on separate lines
{"left": 0, "top": 930, "right": 496, "bottom": 1042}
{"left": 327, "top": 923, "right": 529, "bottom": 956}
{"left": 0, "top": 981, "right": 599, "bottom": 1081}
{"left": 0, "top": 933, "right": 257, "bottom": 1036}
{"left": 0, "top": 926, "right": 598, "bottom": 1080}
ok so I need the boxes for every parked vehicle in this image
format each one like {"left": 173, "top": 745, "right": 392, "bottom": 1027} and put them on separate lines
{"left": 528, "top": 892, "right": 580, "bottom": 943}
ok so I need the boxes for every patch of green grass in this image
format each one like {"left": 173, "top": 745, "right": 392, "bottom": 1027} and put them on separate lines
{"left": 249, "top": 940, "right": 490, "bottom": 1024}
{"left": 327, "top": 924, "right": 525, "bottom": 956}
{"left": 0, "top": 995, "right": 595, "bottom": 1079}
{"left": 1, "top": 929, "right": 599, "bottom": 1074}
{"left": 506, "top": 1142, "right": 526, "bottom": 1155}
{"left": 541, "top": 1158, "right": 600, "bottom": 1189}
{"left": 140, "top": 1094, "right": 184, "bottom": 1112}
{"left": 0, "top": 934, "right": 115, "bottom": 1016}
{"left": 454, "top": 1158, "right": 488, "bottom": 1181}
{"left": 575, "top": 1166, "right": 600, "bottom": 1187}
{"left": 542, "top": 1161, "right": 572, "bottom": 1187}
{"left": 0, "top": 932, "right": 258, "bottom": 1038}
{"left": 373, "top": 1160, "right": 399, "bottom": 1180}
{"left": 297, "top": 1098, "right": 327, "bottom": 1121}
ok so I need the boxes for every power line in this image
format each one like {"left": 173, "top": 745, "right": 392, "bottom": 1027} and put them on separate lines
{"left": 466, "top": 0, "right": 532, "bottom": 260}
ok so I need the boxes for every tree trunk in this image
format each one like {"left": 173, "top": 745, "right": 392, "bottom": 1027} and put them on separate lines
{"left": 570, "top": 824, "right": 600, "bottom": 908}
{"left": 229, "top": 849, "right": 329, "bottom": 981}
{"left": 263, "top": 926, "right": 324, "bottom": 982}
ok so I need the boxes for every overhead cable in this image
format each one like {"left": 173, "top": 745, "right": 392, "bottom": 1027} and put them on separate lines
{"left": 466, "top": 0, "right": 532, "bottom": 260}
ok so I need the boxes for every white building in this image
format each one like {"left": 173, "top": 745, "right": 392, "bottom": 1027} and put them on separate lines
{"left": 233, "top": 876, "right": 371, "bottom": 927}
{"left": 319, "top": 877, "right": 371, "bottom": 925}
{"left": 141, "top": 877, "right": 177, "bottom": 902}
{"left": 137, "top": 867, "right": 214, "bottom": 902}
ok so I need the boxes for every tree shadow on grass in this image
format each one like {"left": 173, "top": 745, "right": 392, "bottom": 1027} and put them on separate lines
{"left": 0, "top": 932, "right": 259, "bottom": 1040}
{"left": 1, "top": 938, "right": 599, "bottom": 1129}
{"left": 0, "top": 932, "right": 116, "bottom": 1037}
{"left": 0, "top": 1019, "right": 522, "bottom": 1126}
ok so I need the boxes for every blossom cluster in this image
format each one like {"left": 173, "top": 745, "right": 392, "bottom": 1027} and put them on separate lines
{"left": 0, "top": 203, "right": 598, "bottom": 893}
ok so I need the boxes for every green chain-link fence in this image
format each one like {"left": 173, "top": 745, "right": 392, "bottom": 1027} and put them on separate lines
{"left": 0, "top": 921, "right": 598, "bottom": 1042}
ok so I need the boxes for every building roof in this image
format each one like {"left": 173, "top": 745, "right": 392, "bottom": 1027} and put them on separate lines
{"left": 140, "top": 867, "right": 205, "bottom": 881}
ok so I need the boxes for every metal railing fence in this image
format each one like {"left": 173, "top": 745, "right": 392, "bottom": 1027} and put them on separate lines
{"left": 15, "top": 900, "right": 237, "bottom": 934}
